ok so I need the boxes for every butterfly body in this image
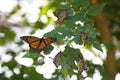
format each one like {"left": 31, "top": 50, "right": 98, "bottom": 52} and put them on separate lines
{"left": 20, "top": 36, "right": 57, "bottom": 52}
{"left": 53, "top": 51, "right": 62, "bottom": 68}
{"left": 80, "top": 33, "right": 88, "bottom": 46}
{"left": 77, "top": 55, "right": 88, "bottom": 73}
{"left": 54, "top": 10, "right": 67, "bottom": 23}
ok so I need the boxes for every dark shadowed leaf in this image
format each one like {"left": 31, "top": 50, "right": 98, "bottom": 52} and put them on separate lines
{"left": 87, "top": 3, "right": 106, "bottom": 16}
{"left": 2, "top": 59, "right": 18, "bottom": 70}
{"left": 23, "top": 50, "right": 40, "bottom": 59}
{"left": 43, "top": 45, "right": 54, "bottom": 55}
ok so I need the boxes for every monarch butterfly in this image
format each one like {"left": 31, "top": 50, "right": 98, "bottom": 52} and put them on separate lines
{"left": 53, "top": 51, "right": 62, "bottom": 68}
{"left": 20, "top": 36, "right": 57, "bottom": 52}
{"left": 86, "top": 22, "right": 94, "bottom": 26}
{"left": 80, "top": 32, "right": 88, "bottom": 46}
{"left": 77, "top": 55, "right": 88, "bottom": 73}
{"left": 54, "top": 10, "right": 67, "bottom": 23}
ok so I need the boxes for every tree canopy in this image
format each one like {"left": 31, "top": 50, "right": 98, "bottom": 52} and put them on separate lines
{"left": 0, "top": 0, "right": 120, "bottom": 80}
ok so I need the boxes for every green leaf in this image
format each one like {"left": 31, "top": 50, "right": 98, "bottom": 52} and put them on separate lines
{"left": 86, "top": 61, "right": 95, "bottom": 76}
{"left": 23, "top": 50, "right": 45, "bottom": 65}
{"left": 80, "top": 0, "right": 90, "bottom": 6}
{"left": 0, "top": 27, "right": 15, "bottom": 45}
{"left": 73, "top": 0, "right": 90, "bottom": 12}
{"left": 64, "top": 45, "right": 81, "bottom": 60}
{"left": 0, "top": 37, "right": 5, "bottom": 45}
{"left": 0, "top": 73, "right": 7, "bottom": 80}
{"left": 33, "top": 21, "right": 45, "bottom": 29}
{"left": 20, "top": 18, "right": 30, "bottom": 26}
{"left": 73, "top": 26, "right": 102, "bottom": 51}
{"left": 2, "top": 59, "right": 18, "bottom": 70}
{"left": 60, "top": 45, "right": 81, "bottom": 76}
{"left": 80, "top": 26, "right": 98, "bottom": 39}
{"left": 6, "top": 50, "right": 16, "bottom": 57}
{"left": 74, "top": 26, "right": 97, "bottom": 44}
{"left": 23, "top": 50, "right": 40, "bottom": 59}
{"left": 40, "top": 4, "right": 49, "bottom": 15}
{"left": 92, "top": 39, "right": 103, "bottom": 52}
{"left": 44, "top": 27, "right": 73, "bottom": 41}
{"left": 20, "top": 66, "right": 44, "bottom": 80}
{"left": 43, "top": 45, "right": 54, "bottom": 55}
{"left": 74, "top": 31, "right": 83, "bottom": 45}
{"left": 87, "top": 3, "right": 106, "bottom": 16}
{"left": 11, "top": 74, "right": 24, "bottom": 80}
{"left": 61, "top": 66, "right": 69, "bottom": 76}
{"left": 9, "top": 5, "right": 21, "bottom": 17}
{"left": 72, "top": 0, "right": 81, "bottom": 11}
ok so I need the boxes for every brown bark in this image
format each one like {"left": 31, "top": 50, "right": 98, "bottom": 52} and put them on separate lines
{"left": 91, "top": 0, "right": 117, "bottom": 80}
{"left": 94, "top": 12, "right": 117, "bottom": 80}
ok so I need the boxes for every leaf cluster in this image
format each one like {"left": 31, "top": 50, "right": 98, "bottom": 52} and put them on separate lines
{"left": 0, "top": 0, "right": 105, "bottom": 80}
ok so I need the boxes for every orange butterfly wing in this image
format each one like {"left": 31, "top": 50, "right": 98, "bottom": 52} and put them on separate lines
{"left": 20, "top": 36, "right": 57, "bottom": 51}
{"left": 29, "top": 39, "right": 41, "bottom": 50}
{"left": 53, "top": 51, "right": 62, "bottom": 68}
{"left": 37, "top": 38, "right": 57, "bottom": 50}
{"left": 20, "top": 36, "right": 40, "bottom": 43}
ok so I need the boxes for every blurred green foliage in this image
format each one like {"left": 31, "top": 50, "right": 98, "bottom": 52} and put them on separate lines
{"left": 104, "top": 0, "right": 120, "bottom": 49}
{"left": 0, "top": 27, "right": 15, "bottom": 45}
